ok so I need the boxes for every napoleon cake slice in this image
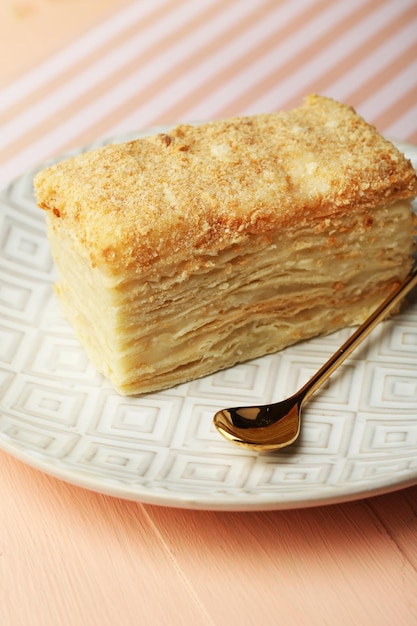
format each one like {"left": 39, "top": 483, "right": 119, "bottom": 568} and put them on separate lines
{"left": 34, "top": 95, "right": 417, "bottom": 395}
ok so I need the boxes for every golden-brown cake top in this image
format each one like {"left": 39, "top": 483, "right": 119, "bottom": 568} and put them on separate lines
{"left": 34, "top": 95, "right": 417, "bottom": 270}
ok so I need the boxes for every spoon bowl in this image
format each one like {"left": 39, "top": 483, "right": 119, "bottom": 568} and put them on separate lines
{"left": 214, "top": 267, "right": 417, "bottom": 452}
{"left": 214, "top": 397, "right": 301, "bottom": 452}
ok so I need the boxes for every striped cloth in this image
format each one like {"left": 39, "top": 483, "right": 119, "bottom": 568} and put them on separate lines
{"left": 1, "top": 0, "right": 416, "bottom": 187}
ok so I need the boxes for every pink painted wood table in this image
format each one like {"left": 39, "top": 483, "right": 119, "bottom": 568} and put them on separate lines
{"left": 1, "top": 1, "right": 417, "bottom": 624}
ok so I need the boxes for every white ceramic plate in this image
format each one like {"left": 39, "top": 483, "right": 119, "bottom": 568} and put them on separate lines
{"left": 1, "top": 133, "right": 416, "bottom": 511}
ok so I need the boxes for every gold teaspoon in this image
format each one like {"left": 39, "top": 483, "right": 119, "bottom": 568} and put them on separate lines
{"left": 213, "top": 267, "right": 417, "bottom": 452}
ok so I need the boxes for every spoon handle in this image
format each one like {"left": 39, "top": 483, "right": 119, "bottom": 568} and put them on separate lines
{"left": 297, "top": 267, "right": 417, "bottom": 405}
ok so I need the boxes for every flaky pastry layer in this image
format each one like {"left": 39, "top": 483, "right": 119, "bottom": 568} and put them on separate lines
{"left": 34, "top": 95, "right": 417, "bottom": 395}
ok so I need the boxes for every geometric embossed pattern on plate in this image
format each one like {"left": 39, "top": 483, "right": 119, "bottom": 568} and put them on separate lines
{"left": 0, "top": 133, "right": 416, "bottom": 510}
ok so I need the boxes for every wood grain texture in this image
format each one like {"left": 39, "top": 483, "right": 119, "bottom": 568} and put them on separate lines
{"left": 145, "top": 497, "right": 417, "bottom": 626}
{"left": 0, "top": 452, "right": 211, "bottom": 626}
{"left": 366, "top": 489, "right": 417, "bottom": 570}
{"left": 1, "top": 449, "right": 416, "bottom": 626}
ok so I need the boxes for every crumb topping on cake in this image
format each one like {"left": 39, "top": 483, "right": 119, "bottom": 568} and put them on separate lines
{"left": 34, "top": 95, "right": 417, "bottom": 270}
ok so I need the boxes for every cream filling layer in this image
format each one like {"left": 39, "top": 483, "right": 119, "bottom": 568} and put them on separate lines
{"left": 47, "top": 200, "right": 414, "bottom": 394}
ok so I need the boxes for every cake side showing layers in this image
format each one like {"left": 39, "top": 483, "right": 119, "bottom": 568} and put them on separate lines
{"left": 34, "top": 95, "right": 417, "bottom": 395}
{"left": 46, "top": 199, "right": 415, "bottom": 394}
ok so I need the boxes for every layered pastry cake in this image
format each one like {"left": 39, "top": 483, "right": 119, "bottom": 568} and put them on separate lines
{"left": 34, "top": 95, "right": 417, "bottom": 395}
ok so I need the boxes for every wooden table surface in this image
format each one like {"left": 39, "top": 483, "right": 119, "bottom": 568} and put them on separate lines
{"left": 1, "top": 1, "right": 417, "bottom": 624}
